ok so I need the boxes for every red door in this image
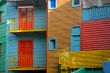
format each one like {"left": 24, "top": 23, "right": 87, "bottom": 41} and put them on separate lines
{"left": 18, "top": 7, "right": 34, "bottom": 30}
{"left": 18, "top": 40, "right": 33, "bottom": 68}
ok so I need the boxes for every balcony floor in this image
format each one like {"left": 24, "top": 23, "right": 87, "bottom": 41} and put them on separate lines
{"left": 9, "top": 29, "right": 46, "bottom": 33}
{"left": 8, "top": 68, "right": 46, "bottom": 71}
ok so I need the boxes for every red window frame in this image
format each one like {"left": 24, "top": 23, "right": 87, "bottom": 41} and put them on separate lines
{"left": 18, "top": 6, "right": 34, "bottom": 30}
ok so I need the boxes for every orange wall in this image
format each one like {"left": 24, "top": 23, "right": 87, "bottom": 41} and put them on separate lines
{"left": 47, "top": 0, "right": 82, "bottom": 73}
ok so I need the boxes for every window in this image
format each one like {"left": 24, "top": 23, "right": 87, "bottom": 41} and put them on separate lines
{"left": 0, "top": 12, "right": 2, "bottom": 24}
{"left": 48, "top": 38, "right": 57, "bottom": 50}
{"left": 48, "top": 0, "right": 57, "bottom": 9}
{"left": 0, "top": 43, "right": 2, "bottom": 56}
{"left": 71, "top": 26, "right": 80, "bottom": 52}
{"left": 72, "top": 0, "right": 81, "bottom": 7}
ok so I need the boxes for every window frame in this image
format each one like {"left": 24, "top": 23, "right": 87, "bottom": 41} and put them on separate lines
{"left": 48, "top": 38, "right": 57, "bottom": 50}
{"left": 72, "top": 0, "right": 81, "bottom": 7}
{"left": 48, "top": 0, "right": 57, "bottom": 9}
{"left": 71, "top": 26, "right": 80, "bottom": 52}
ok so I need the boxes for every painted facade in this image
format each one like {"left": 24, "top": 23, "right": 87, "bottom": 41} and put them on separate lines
{"left": 1, "top": 0, "right": 110, "bottom": 73}
{"left": 47, "top": 0, "right": 82, "bottom": 73}
{"left": 7, "top": 1, "right": 47, "bottom": 72}
{"left": 0, "top": 0, "right": 82, "bottom": 73}
{"left": 82, "top": 0, "right": 110, "bottom": 51}
{"left": 1, "top": 0, "right": 47, "bottom": 73}
{"left": 0, "top": 1, "right": 7, "bottom": 73}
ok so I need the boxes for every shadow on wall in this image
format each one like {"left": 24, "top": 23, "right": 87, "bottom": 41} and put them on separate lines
{"left": 9, "top": 70, "right": 46, "bottom": 73}
{"left": 48, "top": 0, "right": 82, "bottom": 50}
{"left": 47, "top": 0, "right": 82, "bottom": 73}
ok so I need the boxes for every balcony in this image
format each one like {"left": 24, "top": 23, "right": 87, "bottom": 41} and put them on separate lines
{"left": 9, "top": 17, "right": 46, "bottom": 33}
{"left": 6, "top": 0, "right": 46, "bottom": 9}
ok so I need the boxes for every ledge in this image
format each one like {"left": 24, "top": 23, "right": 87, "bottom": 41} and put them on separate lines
{"left": 8, "top": 68, "right": 46, "bottom": 71}
{"left": 9, "top": 29, "right": 46, "bottom": 33}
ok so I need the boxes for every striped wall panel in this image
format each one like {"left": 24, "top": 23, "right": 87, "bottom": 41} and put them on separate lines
{"left": 59, "top": 50, "right": 110, "bottom": 69}
{"left": 81, "top": 19, "right": 110, "bottom": 50}
{"left": 7, "top": 33, "right": 46, "bottom": 68}
{"left": 0, "top": 2, "right": 7, "bottom": 73}
{"left": 83, "top": 5, "right": 110, "bottom": 21}
{"left": 7, "top": 2, "right": 47, "bottom": 68}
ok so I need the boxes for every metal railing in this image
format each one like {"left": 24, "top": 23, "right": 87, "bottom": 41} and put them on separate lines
{"left": 9, "top": 17, "right": 46, "bottom": 31}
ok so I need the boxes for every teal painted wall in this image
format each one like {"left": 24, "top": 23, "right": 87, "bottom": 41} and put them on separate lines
{"left": 0, "top": 2, "right": 7, "bottom": 73}
{"left": 7, "top": 2, "right": 46, "bottom": 30}
{"left": 7, "top": 2, "right": 47, "bottom": 69}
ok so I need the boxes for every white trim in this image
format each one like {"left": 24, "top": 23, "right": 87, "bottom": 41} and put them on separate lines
{"left": 18, "top": 6, "right": 34, "bottom": 8}
{"left": 48, "top": 0, "right": 57, "bottom": 9}
{"left": 98, "top": 0, "right": 103, "bottom": 7}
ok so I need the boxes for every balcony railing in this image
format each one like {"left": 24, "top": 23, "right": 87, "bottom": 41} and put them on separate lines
{"left": 9, "top": 17, "right": 46, "bottom": 33}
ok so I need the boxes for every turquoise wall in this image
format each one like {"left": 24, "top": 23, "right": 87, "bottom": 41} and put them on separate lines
{"left": 7, "top": 2, "right": 47, "bottom": 69}
{"left": 7, "top": 33, "right": 46, "bottom": 68}
{"left": 0, "top": 2, "right": 7, "bottom": 73}
{"left": 7, "top": 2, "right": 46, "bottom": 30}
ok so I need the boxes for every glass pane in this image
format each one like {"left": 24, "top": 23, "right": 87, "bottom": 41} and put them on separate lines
{"left": 74, "top": 0, "right": 80, "bottom": 5}
{"left": 21, "top": 8, "right": 26, "bottom": 17}
{"left": 51, "top": 0, "right": 56, "bottom": 8}
{"left": 28, "top": 8, "right": 32, "bottom": 16}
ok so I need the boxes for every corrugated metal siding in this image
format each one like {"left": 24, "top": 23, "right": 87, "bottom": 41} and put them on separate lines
{"left": 0, "top": 2, "right": 7, "bottom": 73}
{"left": 83, "top": 6, "right": 110, "bottom": 21}
{"left": 7, "top": 2, "right": 46, "bottom": 68}
{"left": 7, "top": 33, "right": 46, "bottom": 68}
{"left": 81, "top": 19, "right": 110, "bottom": 50}
{"left": 71, "top": 26, "right": 80, "bottom": 52}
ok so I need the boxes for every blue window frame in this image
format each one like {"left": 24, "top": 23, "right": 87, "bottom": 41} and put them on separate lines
{"left": 72, "top": 0, "right": 81, "bottom": 7}
{"left": 71, "top": 26, "right": 80, "bottom": 52}
{"left": 49, "top": 0, "right": 57, "bottom": 9}
{"left": 48, "top": 38, "right": 57, "bottom": 50}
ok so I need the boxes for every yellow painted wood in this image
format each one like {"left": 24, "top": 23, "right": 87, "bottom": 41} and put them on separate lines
{"left": 9, "top": 29, "right": 46, "bottom": 33}
{"left": 59, "top": 50, "right": 110, "bottom": 69}
{"left": 8, "top": 68, "right": 46, "bottom": 70}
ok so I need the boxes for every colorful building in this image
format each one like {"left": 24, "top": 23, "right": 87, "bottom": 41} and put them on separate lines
{"left": 0, "top": 0, "right": 110, "bottom": 73}
{"left": 2, "top": 0, "right": 110, "bottom": 73}
{"left": 0, "top": 0, "right": 82, "bottom": 73}
{"left": 0, "top": 0, "right": 7, "bottom": 73}
{"left": 82, "top": 0, "right": 110, "bottom": 50}
{"left": 0, "top": 0, "right": 46, "bottom": 73}
{"left": 47, "top": 0, "right": 82, "bottom": 73}
{"left": 7, "top": 0, "right": 47, "bottom": 73}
